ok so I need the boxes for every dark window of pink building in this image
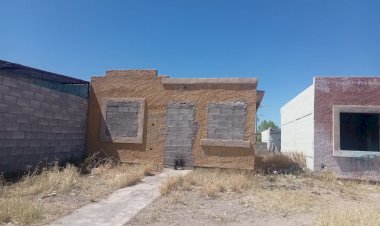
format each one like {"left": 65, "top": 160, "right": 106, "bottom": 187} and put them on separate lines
{"left": 340, "top": 113, "right": 380, "bottom": 152}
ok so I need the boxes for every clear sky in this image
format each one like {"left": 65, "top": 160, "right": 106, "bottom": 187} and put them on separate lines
{"left": 1, "top": 0, "right": 380, "bottom": 125}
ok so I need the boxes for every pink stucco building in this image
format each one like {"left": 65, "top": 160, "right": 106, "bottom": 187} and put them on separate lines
{"left": 281, "top": 77, "right": 380, "bottom": 180}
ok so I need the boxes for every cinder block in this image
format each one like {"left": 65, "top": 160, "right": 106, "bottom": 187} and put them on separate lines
{"left": 22, "top": 107, "right": 34, "bottom": 115}
{"left": 12, "top": 131, "right": 25, "bottom": 139}
{"left": 3, "top": 140, "right": 18, "bottom": 147}
{"left": 166, "top": 114, "right": 183, "bottom": 121}
{"left": 34, "top": 93, "right": 44, "bottom": 102}
{"left": 51, "top": 105, "right": 60, "bottom": 112}
{"left": 39, "top": 119, "right": 49, "bottom": 126}
{"left": 232, "top": 108, "right": 246, "bottom": 115}
{"left": 3, "top": 95, "right": 17, "bottom": 105}
{"left": 41, "top": 102, "right": 50, "bottom": 111}
{"left": 0, "top": 148, "right": 11, "bottom": 156}
{"left": 30, "top": 140, "right": 41, "bottom": 147}
{"left": 0, "top": 103, "right": 7, "bottom": 113}
{"left": 40, "top": 87, "right": 51, "bottom": 96}
{"left": 166, "top": 126, "right": 193, "bottom": 133}
{"left": 0, "top": 85, "right": 10, "bottom": 94}
{"left": 181, "top": 114, "right": 195, "bottom": 121}
{"left": 10, "top": 148, "right": 24, "bottom": 156}
{"left": 19, "top": 123, "right": 32, "bottom": 131}
{"left": 3, "top": 113, "right": 16, "bottom": 122}
{"left": 208, "top": 107, "right": 220, "bottom": 114}
{"left": 7, "top": 104, "right": 22, "bottom": 114}
{"left": 54, "top": 113, "right": 64, "bottom": 120}
{"left": 33, "top": 109, "right": 45, "bottom": 117}
{"left": 220, "top": 108, "right": 233, "bottom": 114}
{"left": 45, "top": 112, "right": 55, "bottom": 119}
{"left": 126, "top": 130, "right": 138, "bottom": 137}
{"left": 29, "top": 100, "right": 41, "bottom": 109}
{"left": 0, "top": 131, "right": 12, "bottom": 139}
{"left": 6, "top": 123, "right": 18, "bottom": 131}
{"left": 3, "top": 76, "right": 18, "bottom": 87}
{"left": 118, "top": 106, "right": 139, "bottom": 112}
{"left": 16, "top": 98, "right": 29, "bottom": 107}
{"left": 9, "top": 89, "right": 23, "bottom": 98}
{"left": 22, "top": 90, "right": 34, "bottom": 99}
{"left": 165, "top": 139, "right": 193, "bottom": 146}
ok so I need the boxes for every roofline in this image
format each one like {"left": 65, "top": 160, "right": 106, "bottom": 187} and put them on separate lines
{"left": 0, "top": 60, "right": 89, "bottom": 84}
{"left": 162, "top": 78, "right": 258, "bottom": 90}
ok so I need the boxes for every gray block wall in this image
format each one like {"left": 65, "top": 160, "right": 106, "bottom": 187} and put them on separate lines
{"left": 0, "top": 75, "right": 88, "bottom": 174}
{"left": 207, "top": 101, "right": 247, "bottom": 140}
{"left": 105, "top": 101, "right": 139, "bottom": 138}
{"left": 164, "top": 102, "right": 197, "bottom": 168}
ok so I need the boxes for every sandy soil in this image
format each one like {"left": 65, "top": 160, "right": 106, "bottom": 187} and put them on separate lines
{"left": 126, "top": 173, "right": 380, "bottom": 226}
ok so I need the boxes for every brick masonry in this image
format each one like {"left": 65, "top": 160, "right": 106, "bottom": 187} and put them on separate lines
{"left": 207, "top": 102, "right": 247, "bottom": 140}
{"left": 164, "top": 102, "right": 198, "bottom": 168}
{"left": 0, "top": 74, "right": 88, "bottom": 174}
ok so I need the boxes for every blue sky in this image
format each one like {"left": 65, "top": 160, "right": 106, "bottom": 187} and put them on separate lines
{"left": 1, "top": 0, "right": 380, "bottom": 125}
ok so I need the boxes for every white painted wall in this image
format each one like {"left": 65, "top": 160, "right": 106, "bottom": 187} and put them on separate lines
{"left": 261, "top": 129, "right": 270, "bottom": 143}
{"left": 261, "top": 128, "right": 281, "bottom": 152}
{"left": 281, "top": 84, "right": 315, "bottom": 170}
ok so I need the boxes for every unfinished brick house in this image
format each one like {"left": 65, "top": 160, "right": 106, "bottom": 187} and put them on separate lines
{"left": 281, "top": 77, "right": 380, "bottom": 180}
{"left": 87, "top": 70, "right": 264, "bottom": 169}
{"left": 0, "top": 60, "right": 89, "bottom": 175}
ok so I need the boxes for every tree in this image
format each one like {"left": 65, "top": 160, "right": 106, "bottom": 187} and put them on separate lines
{"left": 257, "top": 120, "right": 278, "bottom": 132}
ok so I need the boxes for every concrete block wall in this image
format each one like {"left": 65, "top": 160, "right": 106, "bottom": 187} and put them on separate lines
{"left": 105, "top": 101, "right": 140, "bottom": 138}
{"left": 0, "top": 74, "right": 88, "bottom": 174}
{"left": 207, "top": 102, "right": 247, "bottom": 140}
{"left": 164, "top": 102, "right": 197, "bottom": 168}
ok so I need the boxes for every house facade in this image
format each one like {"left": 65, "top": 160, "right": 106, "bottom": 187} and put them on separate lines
{"left": 86, "top": 70, "right": 264, "bottom": 169}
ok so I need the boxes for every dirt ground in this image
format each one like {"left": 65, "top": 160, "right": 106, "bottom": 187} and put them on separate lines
{"left": 126, "top": 171, "right": 380, "bottom": 226}
{"left": 0, "top": 162, "right": 160, "bottom": 225}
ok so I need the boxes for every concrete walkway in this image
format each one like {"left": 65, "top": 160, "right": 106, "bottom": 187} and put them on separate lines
{"left": 49, "top": 169, "right": 190, "bottom": 226}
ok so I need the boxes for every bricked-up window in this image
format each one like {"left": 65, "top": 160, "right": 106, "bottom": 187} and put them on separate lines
{"left": 340, "top": 113, "right": 380, "bottom": 152}
{"left": 207, "top": 102, "right": 247, "bottom": 140}
{"left": 105, "top": 101, "right": 139, "bottom": 137}
{"left": 100, "top": 98, "right": 145, "bottom": 143}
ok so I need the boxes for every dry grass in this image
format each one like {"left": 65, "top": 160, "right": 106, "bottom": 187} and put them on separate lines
{"left": 160, "top": 169, "right": 250, "bottom": 199}
{"left": 159, "top": 167, "right": 380, "bottom": 217}
{"left": 95, "top": 162, "right": 159, "bottom": 189}
{"left": 0, "top": 163, "right": 79, "bottom": 224}
{"left": 314, "top": 206, "right": 380, "bottom": 226}
{"left": 159, "top": 176, "right": 184, "bottom": 195}
{"left": 18, "top": 164, "right": 80, "bottom": 196}
{"left": 245, "top": 189, "right": 316, "bottom": 214}
{"left": 0, "top": 161, "right": 160, "bottom": 225}
{"left": 255, "top": 152, "right": 306, "bottom": 173}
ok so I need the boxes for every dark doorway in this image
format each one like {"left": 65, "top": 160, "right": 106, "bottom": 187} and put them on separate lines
{"left": 340, "top": 113, "right": 380, "bottom": 151}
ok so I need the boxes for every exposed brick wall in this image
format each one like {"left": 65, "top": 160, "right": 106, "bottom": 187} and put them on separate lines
{"left": 314, "top": 77, "right": 380, "bottom": 180}
{"left": 207, "top": 102, "right": 247, "bottom": 140}
{"left": 164, "top": 102, "right": 197, "bottom": 168}
{"left": 0, "top": 74, "right": 88, "bottom": 174}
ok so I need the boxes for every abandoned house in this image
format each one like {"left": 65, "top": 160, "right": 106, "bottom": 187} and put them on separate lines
{"left": 281, "top": 77, "right": 380, "bottom": 180}
{"left": 86, "top": 70, "right": 264, "bottom": 169}
{"left": 0, "top": 60, "right": 89, "bottom": 175}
